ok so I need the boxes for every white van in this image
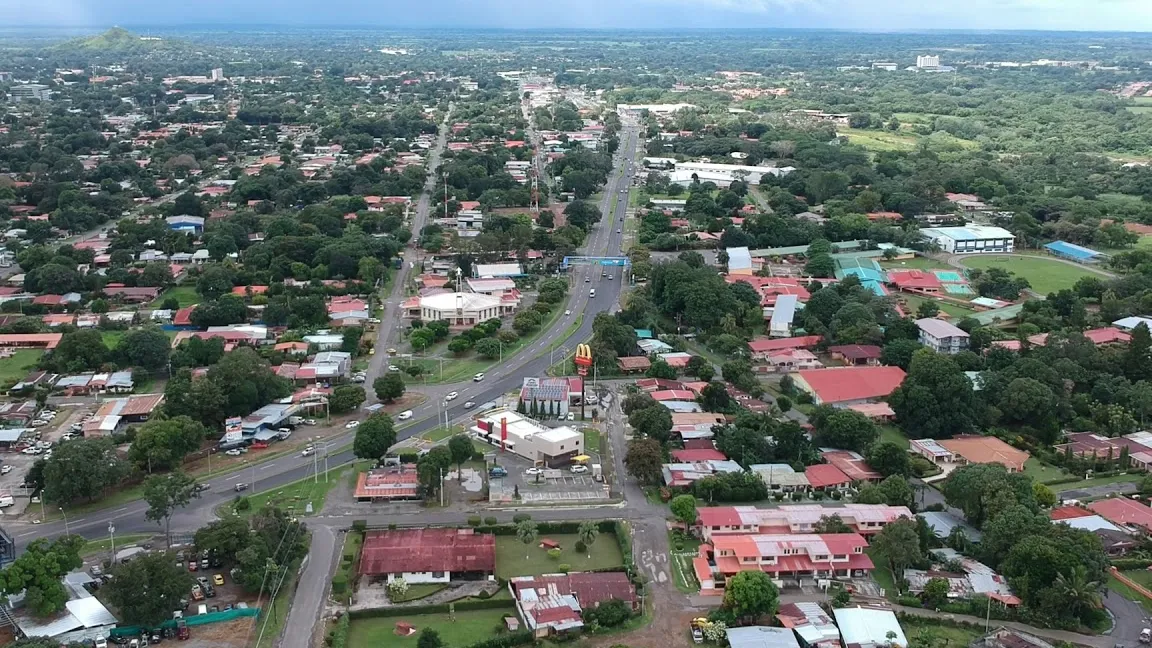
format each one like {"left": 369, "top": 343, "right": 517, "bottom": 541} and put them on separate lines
{"left": 589, "top": 289, "right": 596, "bottom": 297}
{"left": 0, "top": 495, "right": 13, "bottom": 508}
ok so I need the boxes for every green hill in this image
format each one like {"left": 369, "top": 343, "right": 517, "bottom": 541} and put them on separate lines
{"left": 52, "top": 27, "right": 167, "bottom": 52}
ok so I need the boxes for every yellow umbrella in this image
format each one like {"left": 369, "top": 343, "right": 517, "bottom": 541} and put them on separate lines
{"left": 573, "top": 455, "right": 591, "bottom": 462}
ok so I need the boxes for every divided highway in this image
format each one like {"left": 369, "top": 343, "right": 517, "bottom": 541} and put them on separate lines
{"left": 7, "top": 114, "right": 644, "bottom": 545}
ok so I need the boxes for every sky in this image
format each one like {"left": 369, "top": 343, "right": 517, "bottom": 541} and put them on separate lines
{"left": 8, "top": 0, "right": 1152, "bottom": 32}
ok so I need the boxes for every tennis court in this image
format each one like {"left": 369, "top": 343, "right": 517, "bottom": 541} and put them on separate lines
{"left": 943, "top": 284, "right": 974, "bottom": 295}
{"left": 934, "top": 270, "right": 964, "bottom": 282}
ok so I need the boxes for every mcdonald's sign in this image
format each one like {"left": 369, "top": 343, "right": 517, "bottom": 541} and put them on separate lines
{"left": 574, "top": 343, "right": 593, "bottom": 376}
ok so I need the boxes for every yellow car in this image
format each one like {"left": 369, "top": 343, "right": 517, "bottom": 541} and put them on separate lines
{"left": 213, "top": 574, "right": 225, "bottom": 587}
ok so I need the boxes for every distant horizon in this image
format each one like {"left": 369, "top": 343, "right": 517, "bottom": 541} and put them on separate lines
{"left": 7, "top": 0, "right": 1152, "bottom": 33}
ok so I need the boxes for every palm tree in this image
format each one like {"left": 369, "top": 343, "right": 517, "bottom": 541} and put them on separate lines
{"left": 577, "top": 521, "right": 599, "bottom": 559}
{"left": 720, "top": 313, "right": 739, "bottom": 335}
{"left": 516, "top": 520, "right": 538, "bottom": 560}
{"left": 1055, "top": 566, "right": 1102, "bottom": 620}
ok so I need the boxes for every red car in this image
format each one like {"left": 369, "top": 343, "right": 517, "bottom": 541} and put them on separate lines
{"left": 187, "top": 561, "right": 198, "bottom": 572}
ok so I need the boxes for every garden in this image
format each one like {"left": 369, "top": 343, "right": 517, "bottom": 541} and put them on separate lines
{"left": 494, "top": 532, "right": 624, "bottom": 579}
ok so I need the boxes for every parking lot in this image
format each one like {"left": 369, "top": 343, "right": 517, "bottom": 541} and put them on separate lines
{"left": 487, "top": 446, "right": 610, "bottom": 503}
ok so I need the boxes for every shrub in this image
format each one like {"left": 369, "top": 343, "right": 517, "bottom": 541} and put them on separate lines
{"left": 558, "top": 563, "right": 571, "bottom": 573}
{"left": 897, "top": 595, "right": 922, "bottom": 608}
{"left": 351, "top": 519, "right": 367, "bottom": 532}
{"left": 812, "top": 490, "right": 825, "bottom": 501}
{"left": 575, "top": 540, "right": 587, "bottom": 553}
{"left": 331, "top": 574, "right": 347, "bottom": 594}
{"left": 583, "top": 599, "right": 632, "bottom": 628}
{"left": 387, "top": 578, "right": 410, "bottom": 599}
{"left": 513, "top": 513, "right": 532, "bottom": 523}
{"left": 547, "top": 548, "right": 562, "bottom": 560}
{"left": 790, "top": 491, "right": 804, "bottom": 501}
{"left": 233, "top": 496, "right": 251, "bottom": 512}
{"left": 484, "top": 516, "right": 498, "bottom": 525}
{"left": 398, "top": 451, "right": 419, "bottom": 464}
{"left": 467, "top": 515, "right": 482, "bottom": 526}
{"left": 772, "top": 492, "right": 785, "bottom": 501}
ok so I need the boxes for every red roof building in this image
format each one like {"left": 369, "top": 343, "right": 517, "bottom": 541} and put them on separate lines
{"left": 671, "top": 449, "right": 728, "bottom": 462}
{"left": 887, "top": 270, "right": 942, "bottom": 293}
{"left": 103, "top": 286, "right": 161, "bottom": 303}
{"left": 696, "top": 504, "right": 912, "bottom": 541}
{"left": 821, "top": 450, "right": 883, "bottom": 483}
{"left": 804, "top": 464, "right": 852, "bottom": 490}
{"left": 795, "top": 366, "right": 906, "bottom": 405}
{"left": 1088, "top": 498, "right": 1152, "bottom": 532}
{"left": 1050, "top": 506, "right": 1093, "bottom": 521}
{"left": 702, "top": 533, "right": 872, "bottom": 587}
{"left": 748, "top": 335, "right": 823, "bottom": 361}
{"left": 354, "top": 466, "right": 420, "bottom": 501}
{"left": 359, "top": 528, "right": 496, "bottom": 580}
{"left": 173, "top": 305, "right": 197, "bottom": 327}
{"left": 827, "top": 345, "right": 882, "bottom": 366}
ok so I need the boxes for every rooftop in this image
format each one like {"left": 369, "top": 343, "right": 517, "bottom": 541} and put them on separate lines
{"left": 795, "top": 366, "right": 906, "bottom": 404}
{"left": 360, "top": 528, "right": 496, "bottom": 576}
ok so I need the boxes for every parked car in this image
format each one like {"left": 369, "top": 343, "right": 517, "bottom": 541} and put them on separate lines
{"left": 566, "top": 412, "right": 575, "bottom": 421}
{"left": 0, "top": 465, "right": 10, "bottom": 474}
{"left": 213, "top": 574, "right": 224, "bottom": 586}
{"left": 525, "top": 467, "right": 543, "bottom": 476}
{"left": 388, "top": 365, "right": 400, "bottom": 372}
{"left": 95, "top": 636, "right": 108, "bottom": 648}
{"left": 397, "top": 411, "right": 413, "bottom": 421}
{"left": 488, "top": 466, "right": 508, "bottom": 477}
{"left": 224, "top": 449, "right": 242, "bottom": 457}
{"left": 303, "top": 419, "right": 316, "bottom": 426}
{"left": 570, "top": 465, "right": 589, "bottom": 474}
{"left": 188, "top": 561, "right": 198, "bottom": 572}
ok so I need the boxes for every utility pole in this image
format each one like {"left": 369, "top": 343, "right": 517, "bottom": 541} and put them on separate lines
{"left": 108, "top": 523, "right": 115, "bottom": 568}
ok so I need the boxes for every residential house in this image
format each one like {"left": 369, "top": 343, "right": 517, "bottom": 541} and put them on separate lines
{"left": 696, "top": 532, "right": 872, "bottom": 594}
{"left": 910, "top": 436, "right": 1028, "bottom": 473}
{"left": 662, "top": 460, "right": 743, "bottom": 487}
{"left": 832, "top": 607, "right": 907, "bottom": 648}
{"left": 695, "top": 504, "right": 913, "bottom": 542}
{"left": 776, "top": 602, "right": 841, "bottom": 648}
{"left": 353, "top": 465, "right": 420, "bottom": 501}
{"left": 916, "top": 318, "right": 969, "bottom": 355}
{"left": 793, "top": 366, "right": 906, "bottom": 406}
{"left": 359, "top": 528, "right": 496, "bottom": 583}
{"left": 827, "top": 345, "right": 882, "bottom": 366}
{"left": 509, "top": 572, "right": 638, "bottom": 638}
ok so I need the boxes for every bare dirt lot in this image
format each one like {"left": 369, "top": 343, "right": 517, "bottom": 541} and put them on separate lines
{"left": 183, "top": 617, "right": 257, "bottom": 648}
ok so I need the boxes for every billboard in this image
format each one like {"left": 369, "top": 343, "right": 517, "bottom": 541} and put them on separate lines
{"left": 223, "top": 416, "right": 243, "bottom": 444}
{"left": 574, "top": 343, "right": 593, "bottom": 377}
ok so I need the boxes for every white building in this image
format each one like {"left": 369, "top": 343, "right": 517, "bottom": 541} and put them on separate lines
{"left": 474, "top": 262, "right": 522, "bottom": 278}
{"left": 668, "top": 161, "right": 794, "bottom": 186}
{"left": 917, "top": 55, "right": 941, "bottom": 69}
{"left": 832, "top": 607, "right": 908, "bottom": 648}
{"left": 417, "top": 292, "right": 504, "bottom": 326}
{"left": 915, "top": 318, "right": 970, "bottom": 355}
{"left": 470, "top": 408, "right": 584, "bottom": 466}
{"left": 10, "top": 84, "right": 51, "bottom": 102}
{"left": 919, "top": 225, "right": 1014, "bottom": 254}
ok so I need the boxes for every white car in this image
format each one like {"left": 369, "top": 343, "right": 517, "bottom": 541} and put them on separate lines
{"left": 368, "top": 318, "right": 381, "bottom": 324}
{"left": 463, "top": 401, "right": 475, "bottom": 409}
{"left": 525, "top": 467, "right": 544, "bottom": 476}
{"left": 565, "top": 310, "right": 571, "bottom": 316}
{"left": 345, "top": 421, "right": 360, "bottom": 429}
{"left": 566, "top": 412, "right": 575, "bottom": 421}
{"left": 473, "top": 373, "right": 485, "bottom": 382}
{"left": 304, "top": 419, "right": 317, "bottom": 426}
{"left": 445, "top": 392, "right": 458, "bottom": 401}
{"left": 225, "top": 449, "right": 242, "bottom": 457}
{"left": 0, "top": 465, "right": 10, "bottom": 474}
{"left": 397, "top": 410, "right": 413, "bottom": 421}
{"left": 388, "top": 365, "right": 401, "bottom": 372}
{"left": 301, "top": 446, "right": 315, "bottom": 457}
{"left": 570, "top": 464, "right": 589, "bottom": 474}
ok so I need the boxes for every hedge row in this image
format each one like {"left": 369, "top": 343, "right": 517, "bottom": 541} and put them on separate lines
{"left": 1111, "top": 558, "right": 1152, "bottom": 570}
{"left": 461, "top": 631, "right": 534, "bottom": 648}
{"left": 347, "top": 598, "right": 515, "bottom": 620}
{"left": 472, "top": 520, "right": 617, "bottom": 536}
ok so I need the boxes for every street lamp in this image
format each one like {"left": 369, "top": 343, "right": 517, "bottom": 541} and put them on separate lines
{"left": 59, "top": 507, "right": 70, "bottom": 536}
{"left": 108, "top": 523, "right": 116, "bottom": 567}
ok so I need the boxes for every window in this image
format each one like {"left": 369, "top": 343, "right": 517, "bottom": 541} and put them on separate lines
{"left": 432, "top": 572, "right": 444, "bottom": 578}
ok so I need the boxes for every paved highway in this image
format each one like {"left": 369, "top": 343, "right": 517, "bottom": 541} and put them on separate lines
{"left": 7, "top": 113, "right": 644, "bottom": 545}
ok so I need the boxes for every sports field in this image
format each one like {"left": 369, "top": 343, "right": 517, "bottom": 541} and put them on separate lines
{"left": 958, "top": 255, "right": 1101, "bottom": 296}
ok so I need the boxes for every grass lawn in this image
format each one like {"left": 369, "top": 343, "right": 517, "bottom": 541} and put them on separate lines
{"left": 899, "top": 293, "right": 978, "bottom": 320}
{"left": 149, "top": 286, "right": 199, "bottom": 308}
{"left": 864, "top": 548, "right": 898, "bottom": 599}
{"left": 899, "top": 619, "right": 981, "bottom": 647}
{"left": 839, "top": 127, "right": 919, "bottom": 151}
{"left": 583, "top": 428, "right": 602, "bottom": 454}
{"left": 668, "top": 531, "right": 702, "bottom": 593}
{"left": 1127, "top": 106, "right": 1152, "bottom": 115}
{"left": 1110, "top": 573, "right": 1152, "bottom": 614}
{"left": 494, "top": 533, "right": 623, "bottom": 579}
{"left": 347, "top": 608, "right": 515, "bottom": 648}
{"left": 958, "top": 255, "right": 1100, "bottom": 296}
{"left": 878, "top": 425, "right": 909, "bottom": 449}
{"left": 1022, "top": 458, "right": 1065, "bottom": 484}
{"left": 879, "top": 256, "right": 952, "bottom": 271}
{"left": 1053, "top": 472, "right": 1145, "bottom": 493}
{"left": 82, "top": 533, "right": 152, "bottom": 557}
{"left": 418, "top": 425, "right": 466, "bottom": 443}
{"left": 0, "top": 349, "right": 43, "bottom": 383}
{"left": 101, "top": 330, "right": 125, "bottom": 349}
{"left": 390, "top": 583, "right": 448, "bottom": 603}
{"left": 235, "top": 463, "right": 363, "bottom": 518}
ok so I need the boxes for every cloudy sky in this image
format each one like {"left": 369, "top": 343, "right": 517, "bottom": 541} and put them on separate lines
{"left": 9, "top": 0, "right": 1152, "bottom": 31}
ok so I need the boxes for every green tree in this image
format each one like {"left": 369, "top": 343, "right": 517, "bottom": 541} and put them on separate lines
{"left": 881, "top": 339, "right": 923, "bottom": 370}
{"left": 867, "top": 442, "right": 911, "bottom": 477}
{"left": 670, "top": 494, "right": 698, "bottom": 526}
{"left": 116, "top": 326, "right": 172, "bottom": 371}
{"left": 475, "top": 337, "right": 501, "bottom": 359}
{"left": 889, "top": 349, "right": 978, "bottom": 438}
{"left": 373, "top": 373, "right": 406, "bottom": 403}
{"left": 624, "top": 438, "right": 664, "bottom": 485}
{"left": 0, "top": 536, "right": 83, "bottom": 617}
{"left": 921, "top": 577, "right": 950, "bottom": 608}
{"left": 447, "top": 434, "right": 474, "bottom": 476}
{"left": 628, "top": 406, "right": 673, "bottom": 444}
{"left": 1033, "top": 482, "right": 1057, "bottom": 508}
{"left": 942, "top": 463, "right": 1036, "bottom": 527}
{"left": 811, "top": 407, "right": 879, "bottom": 453}
{"left": 329, "top": 384, "right": 367, "bottom": 414}
{"left": 1054, "top": 566, "right": 1103, "bottom": 622}
{"left": 700, "top": 381, "right": 732, "bottom": 412}
{"left": 353, "top": 414, "right": 397, "bottom": 461}
{"left": 814, "top": 514, "right": 852, "bottom": 533}
{"left": 646, "top": 359, "right": 677, "bottom": 379}
{"left": 871, "top": 518, "right": 923, "bottom": 584}
{"left": 105, "top": 552, "right": 193, "bottom": 626}
{"left": 577, "top": 520, "right": 599, "bottom": 558}
{"left": 128, "top": 416, "right": 209, "bottom": 472}
{"left": 416, "top": 446, "right": 452, "bottom": 498}
{"left": 516, "top": 520, "right": 539, "bottom": 559}
{"left": 43, "top": 437, "right": 127, "bottom": 505}
{"left": 722, "top": 570, "right": 779, "bottom": 622}
{"left": 194, "top": 516, "right": 252, "bottom": 564}
{"left": 417, "top": 629, "right": 443, "bottom": 648}
{"left": 143, "top": 471, "right": 200, "bottom": 547}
